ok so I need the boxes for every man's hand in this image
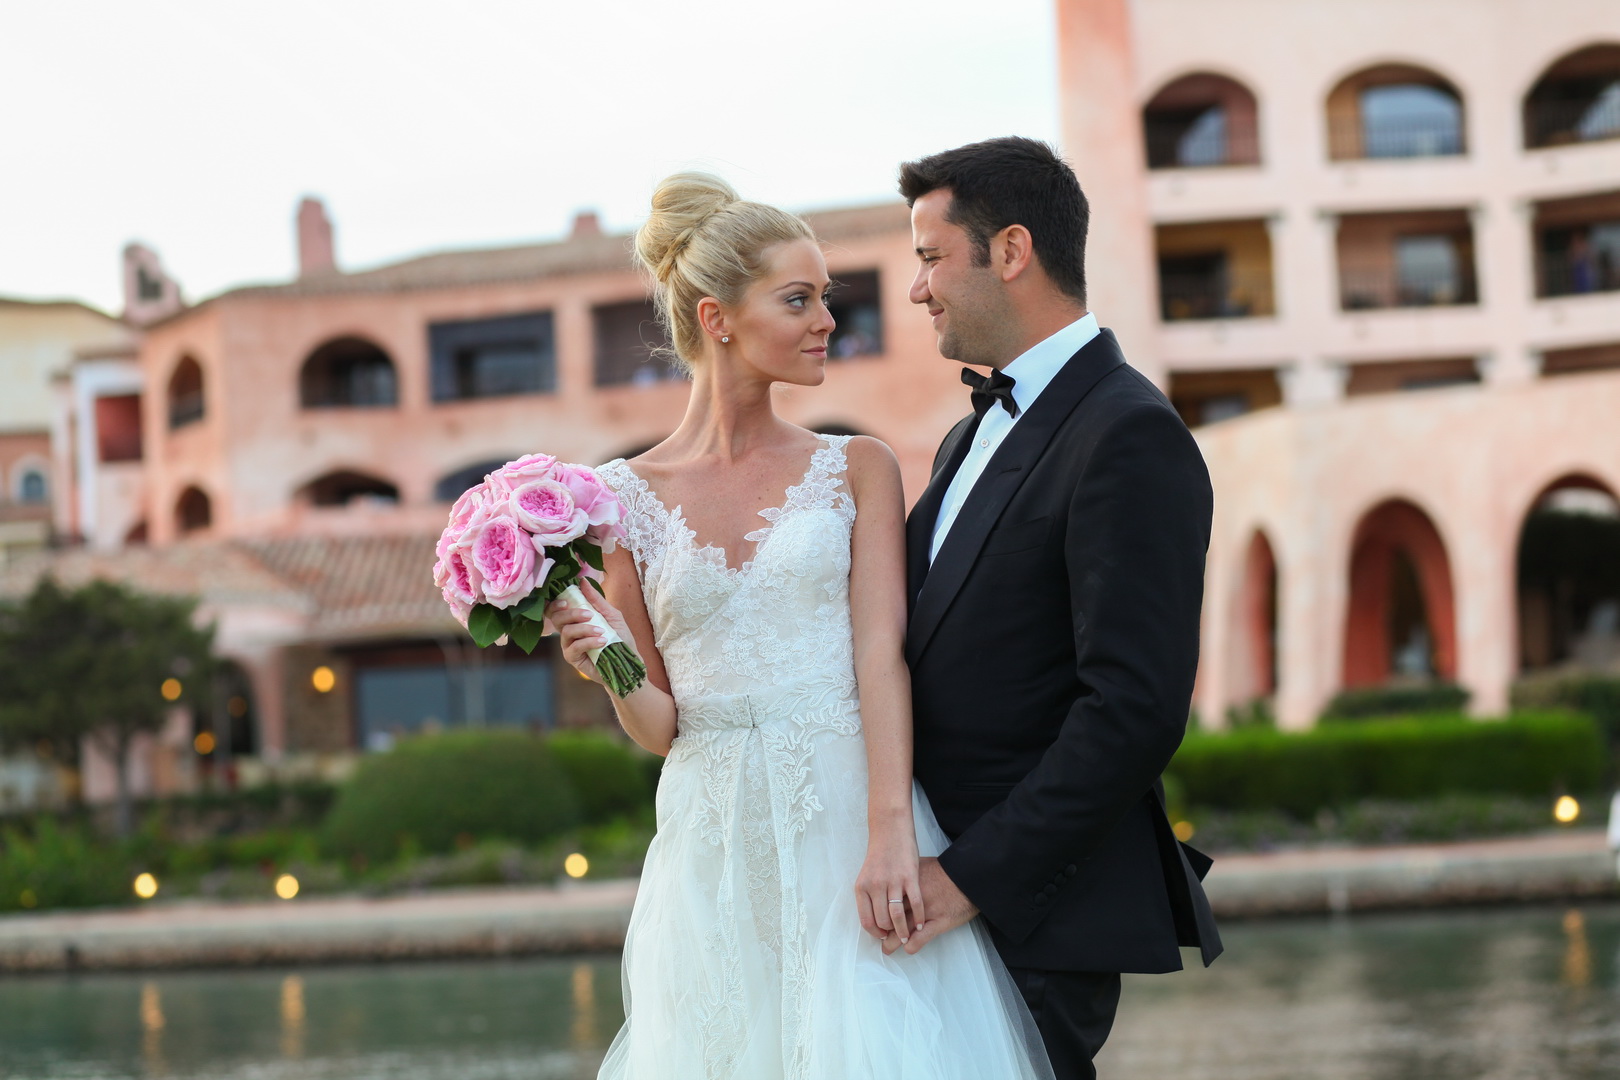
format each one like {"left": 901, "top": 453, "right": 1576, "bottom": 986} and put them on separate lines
{"left": 881, "top": 856, "right": 979, "bottom": 956}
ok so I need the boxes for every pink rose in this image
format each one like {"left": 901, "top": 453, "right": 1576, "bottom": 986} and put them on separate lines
{"left": 555, "top": 463, "right": 627, "bottom": 553}
{"left": 511, "top": 479, "right": 588, "bottom": 547}
{"left": 488, "top": 453, "right": 560, "bottom": 494}
{"left": 466, "top": 514, "right": 537, "bottom": 608}
{"left": 438, "top": 483, "right": 496, "bottom": 564}
{"left": 435, "top": 547, "right": 482, "bottom": 606}
{"left": 442, "top": 585, "right": 473, "bottom": 628}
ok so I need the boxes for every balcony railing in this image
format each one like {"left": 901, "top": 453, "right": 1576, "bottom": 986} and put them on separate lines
{"left": 1525, "top": 94, "right": 1620, "bottom": 149}
{"left": 1327, "top": 116, "right": 1465, "bottom": 160}
{"left": 1339, "top": 268, "right": 1478, "bottom": 310}
{"left": 1144, "top": 120, "right": 1260, "bottom": 170}
{"left": 1540, "top": 256, "right": 1620, "bottom": 298}
{"left": 1159, "top": 272, "right": 1275, "bottom": 321}
{"left": 167, "top": 392, "right": 204, "bottom": 430}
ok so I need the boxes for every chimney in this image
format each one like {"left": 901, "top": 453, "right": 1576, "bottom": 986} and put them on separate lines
{"left": 121, "top": 243, "right": 184, "bottom": 327}
{"left": 570, "top": 210, "right": 602, "bottom": 240}
{"left": 297, "top": 197, "right": 336, "bottom": 277}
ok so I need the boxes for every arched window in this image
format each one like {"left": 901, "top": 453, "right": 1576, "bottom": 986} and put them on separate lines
{"left": 299, "top": 470, "right": 400, "bottom": 508}
{"left": 299, "top": 337, "right": 399, "bottom": 408}
{"left": 176, "top": 486, "right": 212, "bottom": 534}
{"left": 434, "top": 459, "right": 519, "bottom": 502}
{"left": 1524, "top": 43, "right": 1620, "bottom": 149}
{"left": 1143, "top": 72, "right": 1261, "bottom": 168}
{"left": 17, "top": 468, "right": 47, "bottom": 504}
{"left": 168, "top": 356, "right": 205, "bottom": 429}
{"left": 1327, "top": 65, "right": 1466, "bottom": 160}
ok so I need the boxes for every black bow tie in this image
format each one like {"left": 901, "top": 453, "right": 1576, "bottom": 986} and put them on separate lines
{"left": 961, "top": 367, "right": 1020, "bottom": 420}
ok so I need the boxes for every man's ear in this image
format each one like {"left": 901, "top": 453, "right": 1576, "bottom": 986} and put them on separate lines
{"left": 995, "top": 225, "right": 1036, "bottom": 283}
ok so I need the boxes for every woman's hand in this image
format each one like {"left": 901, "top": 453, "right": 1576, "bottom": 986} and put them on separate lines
{"left": 546, "top": 586, "right": 638, "bottom": 691}
{"left": 854, "top": 822, "right": 922, "bottom": 946}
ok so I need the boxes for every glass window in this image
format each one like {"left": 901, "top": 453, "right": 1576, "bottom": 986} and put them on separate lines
{"left": 828, "top": 270, "right": 883, "bottom": 359}
{"left": 1360, "top": 84, "right": 1464, "bottom": 158}
{"left": 355, "top": 660, "right": 554, "bottom": 750}
{"left": 1395, "top": 235, "right": 1461, "bottom": 305}
{"left": 594, "top": 299, "right": 679, "bottom": 387}
{"left": 429, "top": 312, "right": 556, "bottom": 402}
{"left": 18, "top": 470, "right": 47, "bottom": 504}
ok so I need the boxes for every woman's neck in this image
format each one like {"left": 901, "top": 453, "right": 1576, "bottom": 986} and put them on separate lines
{"left": 663, "top": 361, "right": 784, "bottom": 463}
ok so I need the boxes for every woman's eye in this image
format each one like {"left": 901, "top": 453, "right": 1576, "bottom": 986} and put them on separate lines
{"left": 787, "top": 294, "right": 807, "bottom": 308}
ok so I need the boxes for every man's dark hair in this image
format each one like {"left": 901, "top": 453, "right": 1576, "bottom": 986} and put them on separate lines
{"left": 898, "top": 136, "right": 1089, "bottom": 306}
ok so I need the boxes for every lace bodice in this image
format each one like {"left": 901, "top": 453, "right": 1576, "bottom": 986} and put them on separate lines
{"left": 597, "top": 435, "right": 859, "bottom": 726}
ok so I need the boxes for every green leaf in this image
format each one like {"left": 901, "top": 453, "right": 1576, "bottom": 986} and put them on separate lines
{"left": 509, "top": 617, "right": 544, "bottom": 654}
{"left": 513, "top": 591, "right": 551, "bottom": 623}
{"left": 582, "top": 575, "right": 605, "bottom": 597}
{"left": 579, "top": 542, "right": 605, "bottom": 573}
{"left": 467, "top": 605, "right": 510, "bottom": 648}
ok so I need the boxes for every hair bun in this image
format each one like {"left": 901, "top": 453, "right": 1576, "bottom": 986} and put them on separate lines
{"left": 635, "top": 172, "right": 740, "bottom": 282}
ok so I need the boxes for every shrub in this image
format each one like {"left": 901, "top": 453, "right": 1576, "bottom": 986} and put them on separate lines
{"left": 1512, "top": 673, "right": 1620, "bottom": 766}
{"left": 321, "top": 730, "right": 581, "bottom": 863}
{"left": 1167, "top": 711, "right": 1604, "bottom": 818}
{"left": 546, "top": 730, "right": 655, "bottom": 824}
{"left": 1321, "top": 683, "right": 1471, "bottom": 722}
{"left": 0, "top": 818, "right": 132, "bottom": 912}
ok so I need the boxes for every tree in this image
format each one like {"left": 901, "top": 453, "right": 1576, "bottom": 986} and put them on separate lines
{"left": 0, "top": 578, "right": 216, "bottom": 835}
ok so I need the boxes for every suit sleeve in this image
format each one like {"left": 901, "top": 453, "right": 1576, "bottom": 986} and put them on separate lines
{"left": 936, "top": 404, "right": 1213, "bottom": 943}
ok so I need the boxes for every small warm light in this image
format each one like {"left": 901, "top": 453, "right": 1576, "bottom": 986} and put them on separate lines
{"left": 227, "top": 695, "right": 248, "bottom": 718}
{"left": 133, "top": 873, "right": 159, "bottom": 900}
{"left": 564, "top": 853, "right": 589, "bottom": 879}
{"left": 311, "top": 666, "right": 336, "bottom": 693}
{"left": 274, "top": 874, "right": 300, "bottom": 900}
{"left": 19, "top": 888, "right": 37, "bottom": 909}
{"left": 160, "top": 678, "right": 183, "bottom": 701}
{"left": 1173, "top": 820, "right": 1196, "bottom": 842}
{"left": 193, "top": 731, "right": 216, "bottom": 755}
{"left": 1554, "top": 795, "right": 1580, "bottom": 824}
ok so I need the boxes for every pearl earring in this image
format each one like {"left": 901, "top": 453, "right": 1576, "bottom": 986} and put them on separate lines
{"left": 721, "top": 336, "right": 730, "bottom": 344}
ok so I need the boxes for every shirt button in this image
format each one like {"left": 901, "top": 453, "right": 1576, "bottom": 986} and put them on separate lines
{"left": 979, "top": 438, "right": 989, "bottom": 448}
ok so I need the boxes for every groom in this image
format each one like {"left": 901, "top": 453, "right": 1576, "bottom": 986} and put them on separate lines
{"left": 889, "top": 137, "right": 1222, "bottom": 1077}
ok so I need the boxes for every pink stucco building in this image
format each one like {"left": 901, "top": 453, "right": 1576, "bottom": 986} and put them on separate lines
{"left": 4, "top": 0, "right": 1619, "bottom": 802}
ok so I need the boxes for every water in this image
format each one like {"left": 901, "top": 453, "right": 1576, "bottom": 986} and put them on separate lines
{"left": 0, "top": 903, "right": 1615, "bottom": 1080}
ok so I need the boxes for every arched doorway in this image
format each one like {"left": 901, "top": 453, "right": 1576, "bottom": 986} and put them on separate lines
{"left": 1523, "top": 42, "right": 1620, "bottom": 149}
{"left": 1516, "top": 475, "right": 1620, "bottom": 671}
{"left": 1342, "top": 499, "right": 1458, "bottom": 687}
{"left": 1326, "top": 63, "right": 1466, "bottom": 160}
{"left": 1231, "top": 529, "right": 1280, "bottom": 703}
{"left": 175, "top": 486, "right": 212, "bottom": 534}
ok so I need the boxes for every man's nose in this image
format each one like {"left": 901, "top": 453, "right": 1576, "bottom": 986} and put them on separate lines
{"left": 909, "top": 265, "right": 930, "bottom": 306}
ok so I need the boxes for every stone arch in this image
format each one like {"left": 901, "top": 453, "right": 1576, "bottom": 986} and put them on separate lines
{"left": 1342, "top": 498, "right": 1458, "bottom": 687}
{"left": 1228, "top": 528, "right": 1280, "bottom": 703}
{"left": 299, "top": 336, "right": 399, "bottom": 408}
{"left": 167, "top": 355, "right": 205, "bottom": 429}
{"left": 1325, "top": 61, "right": 1467, "bottom": 160}
{"left": 1143, "top": 70, "right": 1261, "bottom": 168}
{"left": 297, "top": 469, "right": 401, "bottom": 508}
{"left": 1516, "top": 472, "right": 1620, "bottom": 671}
{"left": 175, "top": 485, "right": 212, "bottom": 534}
{"left": 1523, "top": 42, "right": 1620, "bottom": 148}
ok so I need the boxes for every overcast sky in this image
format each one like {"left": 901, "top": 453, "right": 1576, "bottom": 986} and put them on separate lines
{"left": 2, "top": 0, "right": 1060, "bottom": 314}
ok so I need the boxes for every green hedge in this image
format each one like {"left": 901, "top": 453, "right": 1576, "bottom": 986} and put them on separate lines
{"left": 321, "top": 731, "right": 581, "bottom": 863}
{"left": 0, "top": 818, "right": 132, "bottom": 912}
{"left": 1167, "top": 711, "right": 1604, "bottom": 818}
{"left": 546, "top": 730, "right": 656, "bottom": 825}
{"left": 1321, "top": 683, "right": 1471, "bottom": 721}
{"left": 1512, "top": 674, "right": 1620, "bottom": 760}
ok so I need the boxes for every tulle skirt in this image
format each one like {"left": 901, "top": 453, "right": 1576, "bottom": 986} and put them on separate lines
{"left": 597, "top": 704, "right": 1052, "bottom": 1079}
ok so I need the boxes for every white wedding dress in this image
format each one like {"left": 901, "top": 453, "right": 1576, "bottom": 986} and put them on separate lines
{"left": 596, "top": 435, "right": 1052, "bottom": 1080}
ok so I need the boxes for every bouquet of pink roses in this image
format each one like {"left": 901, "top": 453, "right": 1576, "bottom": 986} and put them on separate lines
{"left": 432, "top": 453, "right": 647, "bottom": 697}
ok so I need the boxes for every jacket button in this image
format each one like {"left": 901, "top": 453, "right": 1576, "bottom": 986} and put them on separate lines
{"left": 1065, "top": 864, "right": 1077, "bottom": 876}
{"left": 1043, "top": 883, "right": 1058, "bottom": 896}
{"left": 1033, "top": 893, "right": 1049, "bottom": 906}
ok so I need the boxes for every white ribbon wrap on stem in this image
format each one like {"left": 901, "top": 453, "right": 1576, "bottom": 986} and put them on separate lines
{"left": 558, "top": 583, "right": 625, "bottom": 665}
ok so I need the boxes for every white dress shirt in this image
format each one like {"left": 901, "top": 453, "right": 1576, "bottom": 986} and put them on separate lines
{"left": 929, "top": 313, "right": 1100, "bottom": 563}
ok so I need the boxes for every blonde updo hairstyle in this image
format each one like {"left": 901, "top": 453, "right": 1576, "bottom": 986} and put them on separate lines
{"left": 635, "top": 172, "right": 816, "bottom": 372}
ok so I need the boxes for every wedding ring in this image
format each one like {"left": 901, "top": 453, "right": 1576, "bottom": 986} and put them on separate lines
{"left": 887, "top": 898, "right": 904, "bottom": 904}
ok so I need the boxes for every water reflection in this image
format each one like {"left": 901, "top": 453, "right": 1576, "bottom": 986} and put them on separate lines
{"left": 0, "top": 905, "right": 1613, "bottom": 1080}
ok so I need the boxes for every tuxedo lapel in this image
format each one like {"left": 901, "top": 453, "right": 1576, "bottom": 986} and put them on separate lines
{"left": 905, "top": 330, "right": 1127, "bottom": 669}
{"left": 906, "top": 414, "right": 978, "bottom": 610}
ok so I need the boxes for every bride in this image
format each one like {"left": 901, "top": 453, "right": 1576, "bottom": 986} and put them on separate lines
{"left": 548, "top": 172, "right": 1051, "bottom": 1079}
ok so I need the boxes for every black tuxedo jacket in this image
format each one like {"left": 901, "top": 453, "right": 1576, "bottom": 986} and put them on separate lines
{"left": 906, "top": 328, "right": 1222, "bottom": 974}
